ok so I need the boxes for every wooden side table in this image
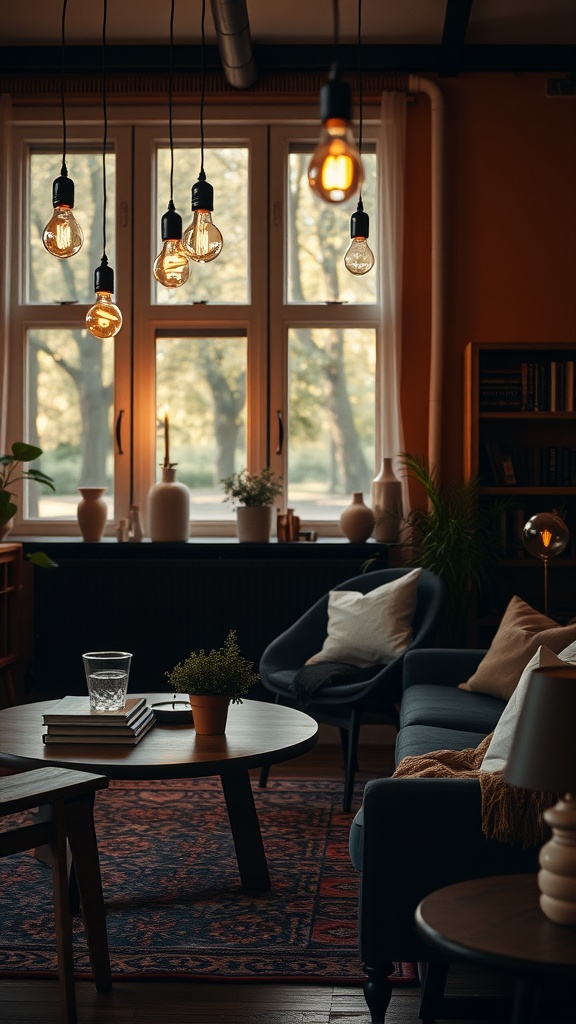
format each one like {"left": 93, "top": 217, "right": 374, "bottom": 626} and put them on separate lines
{"left": 0, "top": 542, "right": 23, "bottom": 706}
{"left": 416, "top": 874, "right": 576, "bottom": 1024}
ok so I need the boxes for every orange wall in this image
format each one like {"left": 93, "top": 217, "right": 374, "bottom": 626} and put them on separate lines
{"left": 401, "top": 73, "right": 576, "bottom": 486}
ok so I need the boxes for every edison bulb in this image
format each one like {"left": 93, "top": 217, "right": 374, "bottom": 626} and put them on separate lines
{"left": 344, "top": 236, "right": 375, "bottom": 275}
{"left": 86, "top": 292, "right": 123, "bottom": 339}
{"left": 42, "top": 173, "right": 83, "bottom": 258}
{"left": 308, "top": 119, "right": 363, "bottom": 203}
{"left": 183, "top": 210, "right": 223, "bottom": 264}
{"left": 154, "top": 240, "right": 190, "bottom": 287}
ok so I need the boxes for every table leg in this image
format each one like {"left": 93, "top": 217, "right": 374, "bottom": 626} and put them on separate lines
{"left": 512, "top": 977, "right": 540, "bottom": 1024}
{"left": 220, "top": 771, "right": 271, "bottom": 892}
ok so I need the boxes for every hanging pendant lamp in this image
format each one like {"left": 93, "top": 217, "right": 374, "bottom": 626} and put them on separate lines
{"left": 42, "top": 0, "right": 84, "bottom": 258}
{"left": 308, "top": 0, "right": 363, "bottom": 204}
{"left": 183, "top": 0, "right": 223, "bottom": 263}
{"left": 344, "top": 0, "right": 374, "bottom": 274}
{"left": 153, "top": 0, "right": 190, "bottom": 288}
{"left": 86, "top": 0, "right": 122, "bottom": 339}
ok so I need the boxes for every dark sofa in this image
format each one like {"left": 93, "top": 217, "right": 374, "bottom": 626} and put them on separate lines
{"left": 349, "top": 647, "right": 540, "bottom": 1023}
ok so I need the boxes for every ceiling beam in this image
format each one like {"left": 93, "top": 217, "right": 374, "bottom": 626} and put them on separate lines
{"left": 440, "top": 0, "right": 474, "bottom": 76}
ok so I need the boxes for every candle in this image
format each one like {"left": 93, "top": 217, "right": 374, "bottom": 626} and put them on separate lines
{"left": 163, "top": 405, "right": 170, "bottom": 466}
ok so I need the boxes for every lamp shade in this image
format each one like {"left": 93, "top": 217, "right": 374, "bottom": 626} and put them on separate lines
{"left": 504, "top": 666, "right": 576, "bottom": 793}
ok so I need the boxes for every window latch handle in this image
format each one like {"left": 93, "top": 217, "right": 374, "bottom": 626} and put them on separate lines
{"left": 276, "top": 410, "right": 284, "bottom": 455}
{"left": 115, "top": 409, "right": 124, "bottom": 455}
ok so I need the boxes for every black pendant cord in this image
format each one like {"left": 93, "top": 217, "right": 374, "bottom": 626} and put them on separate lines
{"left": 168, "top": 0, "right": 175, "bottom": 202}
{"left": 357, "top": 0, "right": 363, "bottom": 205}
{"left": 199, "top": 0, "right": 206, "bottom": 178}
{"left": 332, "top": 0, "right": 339, "bottom": 59}
{"left": 59, "top": 0, "right": 68, "bottom": 176}
{"left": 100, "top": 0, "right": 108, "bottom": 262}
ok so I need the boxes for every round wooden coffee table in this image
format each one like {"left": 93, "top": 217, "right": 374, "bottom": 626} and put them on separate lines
{"left": 0, "top": 696, "right": 318, "bottom": 892}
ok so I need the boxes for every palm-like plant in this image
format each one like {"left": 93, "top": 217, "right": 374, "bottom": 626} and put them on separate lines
{"left": 0, "top": 443, "right": 55, "bottom": 527}
{"left": 400, "top": 452, "right": 509, "bottom": 646}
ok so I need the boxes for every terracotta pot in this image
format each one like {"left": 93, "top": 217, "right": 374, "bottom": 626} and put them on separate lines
{"left": 339, "top": 492, "right": 375, "bottom": 543}
{"left": 189, "top": 694, "right": 231, "bottom": 735}
{"left": 77, "top": 487, "right": 108, "bottom": 542}
{"left": 236, "top": 505, "right": 273, "bottom": 543}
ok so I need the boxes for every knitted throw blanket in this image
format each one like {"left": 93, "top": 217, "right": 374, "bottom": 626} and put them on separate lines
{"left": 392, "top": 734, "right": 558, "bottom": 848}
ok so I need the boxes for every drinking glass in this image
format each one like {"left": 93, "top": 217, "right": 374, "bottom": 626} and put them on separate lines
{"left": 82, "top": 651, "right": 132, "bottom": 712}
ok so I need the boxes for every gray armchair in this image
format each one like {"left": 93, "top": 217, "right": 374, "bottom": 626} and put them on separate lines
{"left": 258, "top": 568, "right": 445, "bottom": 811}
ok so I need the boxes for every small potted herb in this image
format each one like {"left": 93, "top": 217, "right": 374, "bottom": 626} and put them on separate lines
{"left": 221, "top": 467, "right": 283, "bottom": 542}
{"left": 165, "top": 630, "right": 260, "bottom": 734}
{"left": 0, "top": 443, "right": 55, "bottom": 539}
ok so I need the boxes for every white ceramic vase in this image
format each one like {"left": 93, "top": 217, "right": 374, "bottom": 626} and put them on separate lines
{"left": 236, "top": 505, "right": 273, "bottom": 543}
{"left": 147, "top": 467, "right": 190, "bottom": 542}
{"left": 339, "top": 492, "right": 375, "bottom": 543}
{"left": 371, "top": 458, "right": 402, "bottom": 544}
{"left": 77, "top": 487, "right": 108, "bottom": 542}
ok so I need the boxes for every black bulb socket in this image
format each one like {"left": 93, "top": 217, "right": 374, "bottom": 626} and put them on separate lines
{"left": 94, "top": 257, "right": 114, "bottom": 294}
{"left": 191, "top": 176, "right": 214, "bottom": 212}
{"left": 161, "top": 206, "right": 183, "bottom": 241}
{"left": 320, "top": 65, "right": 353, "bottom": 124}
{"left": 52, "top": 173, "right": 75, "bottom": 209}
{"left": 350, "top": 207, "right": 370, "bottom": 239}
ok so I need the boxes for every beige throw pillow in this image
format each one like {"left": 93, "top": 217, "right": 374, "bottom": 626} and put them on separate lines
{"left": 479, "top": 641, "right": 576, "bottom": 773}
{"left": 307, "top": 568, "right": 422, "bottom": 669}
{"left": 459, "top": 596, "right": 576, "bottom": 701}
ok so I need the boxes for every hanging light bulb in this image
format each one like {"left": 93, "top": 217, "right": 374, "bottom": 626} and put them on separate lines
{"left": 344, "top": 199, "right": 375, "bottom": 275}
{"left": 183, "top": 0, "right": 223, "bottom": 264}
{"left": 308, "top": 70, "right": 363, "bottom": 203}
{"left": 183, "top": 173, "right": 223, "bottom": 263}
{"left": 86, "top": 0, "right": 122, "bottom": 339}
{"left": 154, "top": 201, "right": 190, "bottom": 286}
{"left": 153, "top": 0, "right": 190, "bottom": 289}
{"left": 42, "top": 0, "right": 83, "bottom": 258}
{"left": 86, "top": 255, "right": 123, "bottom": 339}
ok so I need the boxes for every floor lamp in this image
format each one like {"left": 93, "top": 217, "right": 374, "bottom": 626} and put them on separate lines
{"left": 521, "top": 512, "right": 569, "bottom": 617}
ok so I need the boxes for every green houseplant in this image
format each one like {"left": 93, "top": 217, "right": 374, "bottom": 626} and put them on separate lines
{"left": 0, "top": 443, "right": 55, "bottom": 537}
{"left": 166, "top": 629, "right": 260, "bottom": 734}
{"left": 397, "top": 452, "right": 510, "bottom": 647}
{"left": 221, "top": 467, "right": 283, "bottom": 543}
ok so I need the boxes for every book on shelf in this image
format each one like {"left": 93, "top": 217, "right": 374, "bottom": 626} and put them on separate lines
{"left": 42, "top": 695, "right": 146, "bottom": 726}
{"left": 43, "top": 705, "right": 156, "bottom": 745}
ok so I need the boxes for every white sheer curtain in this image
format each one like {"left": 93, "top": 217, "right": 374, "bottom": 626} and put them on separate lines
{"left": 0, "top": 94, "right": 12, "bottom": 454}
{"left": 377, "top": 89, "right": 409, "bottom": 513}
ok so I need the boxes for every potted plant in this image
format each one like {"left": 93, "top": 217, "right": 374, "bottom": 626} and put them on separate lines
{"left": 0, "top": 443, "right": 55, "bottom": 540}
{"left": 221, "top": 467, "right": 283, "bottom": 543}
{"left": 165, "top": 629, "right": 260, "bottom": 734}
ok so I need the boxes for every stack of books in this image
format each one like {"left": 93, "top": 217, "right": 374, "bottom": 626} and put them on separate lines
{"left": 42, "top": 696, "right": 155, "bottom": 745}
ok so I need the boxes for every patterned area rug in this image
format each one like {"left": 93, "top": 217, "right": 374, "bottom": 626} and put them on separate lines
{"left": 0, "top": 777, "right": 417, "bottom": 985}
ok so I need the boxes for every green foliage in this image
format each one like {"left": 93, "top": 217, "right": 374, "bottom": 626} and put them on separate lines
{"left": 166, "top": 630, "right": 260, "bottom": 703}
{"left": 221, "top": 467, "right": 283, "bottom": 508}
{"left": 26, "top": 551, "right": 59, "bottom": 569}
{"left": 400, "top": 452, "right": 510, "bottom": 647}
{"left": 0, "top": 443, "right": 55, "bottom": 526}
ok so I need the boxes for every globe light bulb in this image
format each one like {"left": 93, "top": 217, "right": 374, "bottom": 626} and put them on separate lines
{"left": 308, "top": 68, "right": 363, "bottom": 204}
{"left": 183, "top": 175, "right": 223, "bottom": 264}
{"left": 153, "top": 202, "right": 190, "bottom": 288}
{"left": 86, "top": 257, "right": 122, "bottom": 339}
{"left": 42, "top": 172, "right": 84, "bottom": 258}
{"left": 344, "top": 200, "right": 375, "bottom": 275}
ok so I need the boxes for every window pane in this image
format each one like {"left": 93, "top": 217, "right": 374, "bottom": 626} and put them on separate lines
{"left": 155, "top": 333, "right": 247, "bottom": 518}
{"left": 287, "top": 327, "right": 376, "bottom": 520}
{"left": 29, "top": 151, "right": 116, "bottom": 304}
{"left": 287, "top": 150, "right": 377, "bottom": 304}
{"left": 26, "top": 328, "right": 114, "bottom": 520}
{"left": 154, "top": 147, "right": 249, "bottom": 305}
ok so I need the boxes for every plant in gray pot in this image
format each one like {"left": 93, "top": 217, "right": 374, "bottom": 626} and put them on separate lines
{"left": 221, "top": 467, "right": 283, "bottom": 542}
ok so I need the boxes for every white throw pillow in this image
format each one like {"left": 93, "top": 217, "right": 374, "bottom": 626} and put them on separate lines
{"left": 306, "top": 568, "right": 422, "bottom": 669}
{"left": 479, "top": 639, "right": 576, "bottom": 774}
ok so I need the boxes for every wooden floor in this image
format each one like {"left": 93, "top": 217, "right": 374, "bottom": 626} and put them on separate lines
{"left": 0, "top": 743, "right": 560, "bottom": 1023}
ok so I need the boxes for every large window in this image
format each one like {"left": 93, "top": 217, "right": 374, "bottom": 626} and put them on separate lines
{"left": 6, "top": 110, "right": 381, "bottom": 535}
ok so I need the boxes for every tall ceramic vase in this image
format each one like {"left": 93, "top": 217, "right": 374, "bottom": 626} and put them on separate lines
{"left": 77, "top": 487, "right": 108, "bottom": 542}
{"left": 371, "top": 458, "right": 402, "bottom": 544}
{"left": 147, "top": 467, "right": 190, "bottom": 542}
{"left": 339, "top": 492, "right": 375, "bottom": 543}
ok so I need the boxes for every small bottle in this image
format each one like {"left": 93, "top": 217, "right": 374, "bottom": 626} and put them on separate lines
{"left": 128, "top": 503, "right": 144, "bottom": 542}
{"left": 115, "top": 518, "right": 128, "bottom": 542}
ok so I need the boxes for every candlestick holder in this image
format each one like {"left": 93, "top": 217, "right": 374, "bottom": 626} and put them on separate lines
{"left": 147, "top": 463, "right": 190, "bottom": 542}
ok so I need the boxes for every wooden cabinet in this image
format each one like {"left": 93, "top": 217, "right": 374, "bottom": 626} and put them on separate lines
{"left": 0, "top": 543, "right": 23, "bottom": 706}
{"left": 464, "top": 342, "right": 576, "bottom": 626}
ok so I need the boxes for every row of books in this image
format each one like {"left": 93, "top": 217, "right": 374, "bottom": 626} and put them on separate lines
{"left": 42, "top": 696, "right": 155, "bottom": 745}
{"left": 479, "top": 359, "right": 575, "bottom": 412}
{"left": 483, "top": 441, "right": 576, "bottom": 487}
